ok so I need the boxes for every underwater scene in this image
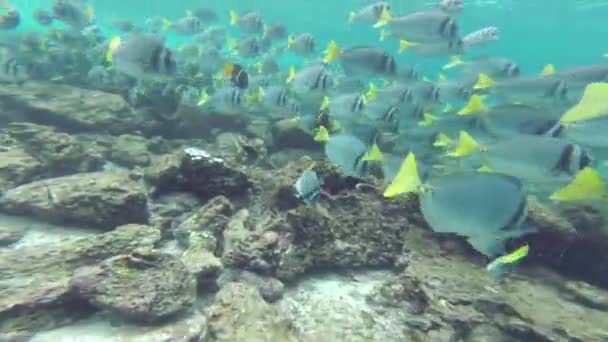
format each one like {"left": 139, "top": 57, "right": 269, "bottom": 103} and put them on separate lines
{"left": 2, "top": 0, "right": 608, "bottom": 340}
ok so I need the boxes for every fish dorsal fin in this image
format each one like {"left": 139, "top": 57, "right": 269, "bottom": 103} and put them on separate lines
{"left": 399, "top": 40, "right": 419, "bottom": 54}
{"left": 313, "top": 125, "right": 330, "bottom": 143}
{"left": 366, "top": 82, "right": 377, "bottom": 100}
{"left": 320, "top": 96, "right": 330, "bottom": 111}
{"left": 433, "top": 132, "right": 453, "bottom": 148}
{"left": 384, "top": 152, "right": 422, "bottom": 198}
{"left": 473, "top": 73, "right": 497, "bottom": 90}
{"left": 458, "top": 94, "right": 487, "bottom": 115}
{"left": 550, "top": 167, "right": 605, "bottom": 202}
{"left": 362, "top": 143, "right": 384, "bottom": 162}
{"left": 448, "top": 131, "right": 482, "bottom": 157}
{"left": 560, "top": 82, "right": 608, "bottom": 123}
{"left": 540, "top": 64, "right": 556, "bottom": 76}
{"left": 229, "top": 10, "right": 239, "bottom": 26}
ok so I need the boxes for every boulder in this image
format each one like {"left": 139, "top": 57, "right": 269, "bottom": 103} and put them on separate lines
{"left": 72, "top": 250, "right": 197, "bottom": 323}
{"left": 0, "top": 172, "right": 148, "bottom": 229}
{"left": 0, "top": 225, "right": 160, "bottom": 334}
{"left": 0, "top": 225, "right": 24, "bottom": 246}
{"left": 109, "top": 134, "right": 152, "bottom": 168}
{"left": 0, "top": 82, "right": 161, "bottom": 134}
{"left": 204, "top": 282, "right": 297, "bottom": 341}
{"left": 0, "top": 147, "right": 43, "bottom": 192}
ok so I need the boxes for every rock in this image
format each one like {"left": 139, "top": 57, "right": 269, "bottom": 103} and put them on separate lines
{"left": 144, "top": 149, "right": 252, "bottom": 201}
{"left": 271, "top": 118, "right": 319, "bottom": 149}
{"left": 0, "top": 82, "right": 161, "bottom": 135}
{"left": 72, "top": 250, "right": 197, "bottom": 323}
{"left": 218, "top": 269, "right": 285, "bottom": 303}
{"left": 0, "top": 225, "right": 24, "bottom": 246}
{"left": 6, "top": 123, "right": 104, "bottom": 177}
{"left": 368, "top": 229, "right": 608, "bottom": 341}
{"left": 0, "top": 224, "right": 160, "bottom": 334}
{"left": 109, "top": 134, "right": 152, "bottom": 168}
{"left": 0, "top": 172, "right": 149, "bottom": 229}
{"left": 173, "top": 195, "right": 234, "bottom": 248}
{"left": 147, "top": 192, "right": 202, "bottom": 234}
{"left": 0, "top": 147, "right": 43, "bottom": 192}
{"left": 204, "top": 282, "right": 297, "bottom": 341}
{"left": 181, "top": 244, "right": 223, "bottom": 288}
{"left": 216, "top": 132, "right": 267, "bottom": 165}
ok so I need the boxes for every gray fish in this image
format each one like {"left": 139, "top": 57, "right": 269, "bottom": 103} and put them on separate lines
{"left": 295, "top": 169, "right": 322, "bottom": 205}
{"left": 420, "top": 172, "right": 529, "bottom": 257}
{"left": 109, "top": 34, "right": 177, "bottom": 80}
{"left": 166, "top": 15, "right": 201, "bottom": 35}
{"left": 237, "top": 37, "right": 260, "bottom": 58}
{"left": 289, "top": 63, "right": 333, "bottom": 98}
{"left": 52, "top": 0, "right": 94, "bottom": 29}
{"left": 349, "top": 2, "right": 390, "bottom": 25}
{"left": 192, "top": 8, "right": 218, "bottom": 23}
{"left": 325, "top": 134, "right": 370, "bottom": 177}
{"left": 328, "top": 45, "right": 397, "bottom": 77}
{"left": 288, "top": 33, "right": 316, "bottom": 56}
{"left": 230, "top": 10, "right": 264, "bottom": 35}
{"left": 33, "top": 8, "right": 54, "bottom": 26}
{"left": 0, "top": 52, "right": 28, "bottom": 84}
{"left": 264, "top": 23, "right": 288, "bottom": 41}
{"left": 448, "top": 55, "right": 520, "bottom": 79}
{"left": 476, "top": 104, "right": 562, "bottom": 139}
{"left": 383, "top": 10, "right": 460, "bottom": 44}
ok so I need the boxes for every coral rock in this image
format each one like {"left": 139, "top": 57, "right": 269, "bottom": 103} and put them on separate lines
{"left": 0, "top": 172, "right": 149, "bottom": 229}
{"left": 72, "top": 250, "right": 197, "bottom": 323}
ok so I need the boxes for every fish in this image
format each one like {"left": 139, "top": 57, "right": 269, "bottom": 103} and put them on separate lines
{"left": 474, "top": 73, "right": 570, "bottom": 104}
{"left": 438, "top": 0, "right": 464, "bottom": 15}
{"left": 376, "top": 10, "right": 460, "bottom": 44}
{"left": 288, "top": 63, "right": 333, "bottom": 98}
{"left": 550, "top": 167, "right": 606, "bottom": 202}
{"left": 288, "top": 33, "right": 316, "bottom": 56}
{"left": 106, "top": 34, "right": 176, "bottom": 81}
{"left": 163, "top": 15, "right": 201, "bottom": 35}
{"left": 229, "top": 10, "right": 264, "bottom": 35}
{"left": 224, "top": 63, "right": 249, "bottom": 89}
{"left": 0, "top": 0, "right": 19, "bottom": 30}
{"left": 385, "top": 153, "right": 530, "bottom": 257}
{"left": 235, "top": 37, "right": 260, "bottom": 58}
{"left": 52, "top": 0, "right": 94, "bottom": 29}
{"left": 0, "top": 50, "right": 28, "bottom": 84}
{"left": 400, "top": 39, "right": 464, "bottom": 57}
{"left": 33, "top": 8, "right": 53, "bottom": 26}
{"left": 198, "top": 86, "right": 244, "bottom": 113}
{"left": 474, "top": 103, "right": 562, "bottom": 139}
{"left": 324, "top": 42, "right": 397, "bottom": 77}
{"left": 111, "top": 19, "right": 135, "bottom": 33}
{"left": 321, "top": 92, "right": 367, "bottom": 121}
{"left": 295, "top": 169, "right": 322, "bottom": 205}
{"left": 324, "top": 134, "right": 382, "bottom": 177}
{"left": 444, "top": 56, "right": 520, "bottom": 80}
{"left": 349, "top": 2, "right": 390, "bottom": 25}
{"left": 194, "top": 26, "right": 226, "bottom": 48}
{"left": 449, "top": 133, "right": 594, "bottom": 184}
{"left": 264, "top": 23, "right": 288, "bottom": 41}
{"left": 462, "top": 26, "right": 500, "bottom": 49}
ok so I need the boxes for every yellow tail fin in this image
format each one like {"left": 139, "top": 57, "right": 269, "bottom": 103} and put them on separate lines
{"left": 384, "top": 152, "right": 422, "bottom": 198}
{"left": 398, "top": 40, "right": 418, "bottom": 54}
{"left": 313, "top": 125, "right": 330, "bottom": 143}
{"left": 458, "top": 94, "right": 487, "bottom": 115}
{"left": 448, "top": 131, "right": 481, "bottom": 157}
{"left": 229, "top": 10, "right": 239, "bottom": 26}
{"left": 287, "top": 35, "right": 294, "bottom": 49}
{"left": 473, "top": 73, "right": 497, "bottom": 90}
{"left": 286, "top": 66, "right": 296, "bottom": 83}
{"left": 433, "top": 133, "right": 452, "bottom": 148}
{"left": 197, "top": 88, "right": 209, "bottom": 107}
{"left": 560, "top": 82, "right": 608, "bottom": 123}
{"left": 438, "top": 73, "right": 447, "bottom": 81}
{"left": 443, "top": 56, "right": 463, "bottom": 70}
{"left": 366, "top": 82, "right": 377, "bottom": 100}
{"left": 323, "top": 40, "right": 341, "bottom": 64}
{"left": 486, "top": 245, "right": 529, "bottom": 271}
{"left": 418, "top": 112, "right": 436, "bottom": 127}
{"left": 106, "top": 36, "right": 121, "bottom": 62}
{"left": 362, "top": 144, "right": 384, "bottom": 162}
{"left": 374, "top": 7, "right": 392, "bottom": 28}
{"left": 540, "top": 64, "right": 556, "bottom": 76}
{"left": 320, "top": 96, "right": 330, "bottom": 111}
{"left": 550, "top": 167, "right": 605, "bottom": 201}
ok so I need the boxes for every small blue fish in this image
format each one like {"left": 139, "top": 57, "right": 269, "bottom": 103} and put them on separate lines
{"left": 295, "top": 169, "right": 321, "bottom": 205}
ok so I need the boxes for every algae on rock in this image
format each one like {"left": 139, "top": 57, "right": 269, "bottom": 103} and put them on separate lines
{"left": 72, "top": 250, "right": 197, "bottom": 323}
